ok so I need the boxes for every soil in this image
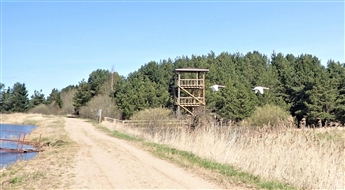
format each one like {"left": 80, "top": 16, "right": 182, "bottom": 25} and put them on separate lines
{"left": 64, "top": 117, "right": 221, "bottom": 189}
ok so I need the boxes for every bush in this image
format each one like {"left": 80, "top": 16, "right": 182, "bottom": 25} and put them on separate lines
{"left": 79, "top": 95, "right": 121, "bottom": 120}
{"left": 130, "top": 108, "right": 175, "bottom": 136}
{"left": 28, "top": 104, "right": 51, "bottom": 114}
{"left": 245, "top": 104, "right": 292, "bottom": 128}
{"left": 58, "top": 88, "right": 77, "bottom": 115}
{"left": 28, "top": 102, "right": 60, "bottom": 115}
{"left": 130, "top": 107, "right": 173, "bottom": 121}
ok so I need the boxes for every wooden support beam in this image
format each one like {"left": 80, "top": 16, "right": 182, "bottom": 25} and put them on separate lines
{"left": 179, "top": 105, "right": 195, "bottom": 116}
{"left": 178, "top": 86, "right": 205, "bottom": 105}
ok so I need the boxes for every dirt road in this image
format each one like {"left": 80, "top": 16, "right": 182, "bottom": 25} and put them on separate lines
{"left": 64, "top": 118, "right": 221, "bottom": 189}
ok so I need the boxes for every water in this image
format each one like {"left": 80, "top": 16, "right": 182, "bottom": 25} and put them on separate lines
{"left": 0, "top": 124, "right": 38, "bottom": 169}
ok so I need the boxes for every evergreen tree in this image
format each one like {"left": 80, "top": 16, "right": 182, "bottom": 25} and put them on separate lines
{"left": 289, "top": 55, "right": 325, "bottom": 124}
{"left": 10, "top": 82, "right": 29, "bottom": 112}
{"left": 328, "top": 61, "right": 345, "bottom": 124}
{"left": 1, "top": 87, "right": 13, "bottom": 112}
{"left": 73, "top": 69, "right": 111, "bottom": 114}
{"left": 209, "top": 76, "right": 257, "bottom": 121}
{"left": 0, "top": 83, "right": 5, "bottom": 112}
{"left": 243, "top": 51, "right": 269, "bottom": 87}
{"left": 73, "top": 79, "right": 92, "bottom": 114}
{"left": 61, "top": 85, "right": 77, "bottom": 93}
{"left": 160, "top": 59, "right": 175, "bottom": 108}
{"left": 0, "top": 83, "right": 4, "bottom": 93}
{"left": 47, "top": 88, "right": 63, "bottom": 108}
{"left": 115, "top": 72, "right": 170, "bottom": 119}
{"left": 88, "top": 69, "right": 111, "bottom": 96}
{"left": 270, "top": 52, "right": 295, "bottom": 110}
{"left": 305, "top": 68, "right": 336, "bottom": 124}
{"left": 29, "top": 89, "right": 46, "bottom": 109}
{"left": 0, "top": 83, "right": 4, "bottom": 103}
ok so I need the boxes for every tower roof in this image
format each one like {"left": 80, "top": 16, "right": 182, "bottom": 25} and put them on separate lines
{"left": 173, "top": 68, "right": 209, "bottom": 73}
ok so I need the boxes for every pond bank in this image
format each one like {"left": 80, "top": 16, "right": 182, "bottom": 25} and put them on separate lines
{"left": 0, "top": 113, "right": 78, "bottom": 189}
{"left": 0, "top": 123, "right": 39, "bottom": 168}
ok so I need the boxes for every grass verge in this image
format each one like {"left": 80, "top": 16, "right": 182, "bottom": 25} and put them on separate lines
{"left": 96, "top": 123, "right": 141, "bottom": 142}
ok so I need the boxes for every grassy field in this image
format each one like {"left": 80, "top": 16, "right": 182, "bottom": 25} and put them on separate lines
{"left": 102, "top": 120, "right": 345, "bottom": 190}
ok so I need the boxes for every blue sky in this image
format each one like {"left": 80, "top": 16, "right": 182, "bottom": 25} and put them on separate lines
{"left": 1, "top": 0, "right": 344, "bottom": 97}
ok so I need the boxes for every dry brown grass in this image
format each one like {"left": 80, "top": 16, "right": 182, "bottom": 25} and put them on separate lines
{"left": 103, "top": 120, "right": 345, "bottom": 190}
{"left": 0, "top": 113, "right": 78, "bottom": 189}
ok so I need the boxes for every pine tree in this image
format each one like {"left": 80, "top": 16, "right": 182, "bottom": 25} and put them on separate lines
{"left": 73, "top": 80, "right": 92, "bottom": 114}
{"left": 0, "top": 83, "right": 6, "bottom": 112}
{"left": 47, "top": 88, "right": 63, "bottom": 108}
{"left": 270, "top": 52, "right": 294, "bottom": 110}
{"left": 88, "top": 69, "right": 111, "bottom": 96}
{"left": 29, "top": 90, "right": 46, "bottom": 109}
{"left": 304, "top": 69, "right": 336, "bottom": 124}
{"left": 210, "top": 76, "right": 257, "bottom": 121}
{"left": 328, "top": 61, "right": 345, "bottom": 124}
{"left": 290, "top": 55, "right": 326, "bottom": 125}
{"left": 1, "top": 87, "right": 13, "bottom": 112}
{"left": 11, "top": 82, "right": 29, "bottom": 112}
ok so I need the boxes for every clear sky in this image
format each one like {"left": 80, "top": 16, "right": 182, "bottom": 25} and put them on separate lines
{"left": 1, "top": 0, "right": 344, "bottom": 97}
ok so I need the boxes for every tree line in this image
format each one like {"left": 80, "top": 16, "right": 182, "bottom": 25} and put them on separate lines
{"left": 0, "top": 83, "right": 64, "bottom": 113}
{"left": 1, "top": 50, "right": 344, "bottom": 126}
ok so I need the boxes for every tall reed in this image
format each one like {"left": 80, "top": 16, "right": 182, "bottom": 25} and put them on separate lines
{"left": 104, "top": 121, "right": 344, "bottom": 189}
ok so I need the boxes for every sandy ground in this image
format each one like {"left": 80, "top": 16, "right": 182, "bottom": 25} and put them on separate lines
{"left": 64, "top": 117, "right": 222, "bottom": 189}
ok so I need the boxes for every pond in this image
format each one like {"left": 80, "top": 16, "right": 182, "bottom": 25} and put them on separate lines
{"left": 0, "top": 124, "right": 38, "bottom": 169}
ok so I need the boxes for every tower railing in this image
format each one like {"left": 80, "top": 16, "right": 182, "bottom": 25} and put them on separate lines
{"left": 175, "top": 97, "right": 204, "bottom": 106}
{"left": 178, "top": 79, "right": 204, "bottom": 87}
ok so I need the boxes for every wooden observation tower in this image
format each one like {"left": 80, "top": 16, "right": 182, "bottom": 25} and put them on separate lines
{"left": 173, "top": 68, "right": 209, "bottom": 116}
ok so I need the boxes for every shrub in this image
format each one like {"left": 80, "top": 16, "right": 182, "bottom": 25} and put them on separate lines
{"left": 245, "top": 104, "right": 292, "bottom": 127}
{"left": 79, "top": 95, "right": 121, "bottom": 120}
{"left": 130, "top": 107, "right": 173, "bottom": 121}
{"left": 58, "top": 88, "right": 77, "bottom": 115}
{"left": 28, "top": 104, "right": 51, "bottom": 115}
{"left": 130, "top": 108, "right": 176, "bottom": 135}
{"left": 28, "top": 102, "right": 60, "bottom": 115}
